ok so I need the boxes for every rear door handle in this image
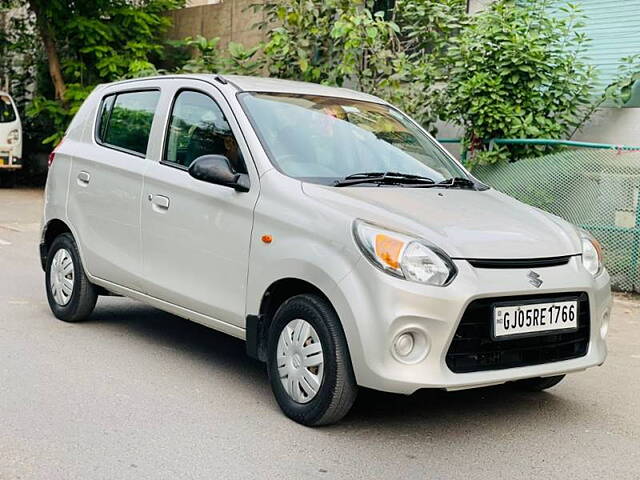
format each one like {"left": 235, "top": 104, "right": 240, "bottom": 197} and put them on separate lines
{"left": 77, "top": 171, "right": 91, "bottom": 185}
{"left": 148, "top": 194, "right": 170, "bottom": 210}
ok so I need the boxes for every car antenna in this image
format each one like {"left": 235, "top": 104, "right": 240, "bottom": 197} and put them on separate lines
{"left": 214, "top": 74, "right": 228, "bottom": 85}
{"left": 213, "top": 74, "right": 243, "bottom": 92}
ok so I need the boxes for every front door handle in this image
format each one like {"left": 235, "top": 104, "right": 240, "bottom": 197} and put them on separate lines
{"left": 148, "top": 194, "right": 170, "bottom": 210}
{"left": 77, "top": 171, "right": 91, "bottom": 185}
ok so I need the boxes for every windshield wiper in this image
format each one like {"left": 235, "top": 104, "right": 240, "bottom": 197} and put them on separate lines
{"left": 436, "top": 177, "right": 478, "bottom": 189}
{"left": 333, "top": 171, "right": 436, "bottom": 187}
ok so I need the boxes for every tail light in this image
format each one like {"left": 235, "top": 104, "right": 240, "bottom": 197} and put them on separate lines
{"left": 48, "top": 138, "right": 65, "bottom": 168}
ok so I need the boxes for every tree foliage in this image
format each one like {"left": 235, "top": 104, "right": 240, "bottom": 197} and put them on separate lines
{"left": 395, "top": 0, "right": 466, "bottom": 62}
{"left": 258, "top": 0, "right": 464, "bottom": 131}
{"left": 172, "top": 36, "right": 264, "bottom": 76}
{"left": 441, "top": 0, "right": 596, "bottom": 165}
{"left": 21, "top": 0, "right": 183, "bottom": 145}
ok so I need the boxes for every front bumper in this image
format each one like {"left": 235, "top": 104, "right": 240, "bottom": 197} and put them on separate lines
{"left": 335, "top": 255, "right": 611, "bottom": 394}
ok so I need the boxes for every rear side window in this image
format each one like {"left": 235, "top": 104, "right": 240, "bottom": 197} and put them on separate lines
{"left": 97, "top": 90, "right": 159, "bottom": 156}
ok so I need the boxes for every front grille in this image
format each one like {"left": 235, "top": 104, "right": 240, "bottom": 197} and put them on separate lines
{"left": 466, "top": 256, "right": 572, "bottom": 269}
{"left": 446, "top": 292, "right": 590, "bottom": 373}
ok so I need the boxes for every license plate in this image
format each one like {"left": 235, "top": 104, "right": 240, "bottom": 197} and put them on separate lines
{"left": 493, "top": 300, "right": 578, "bottom": 338}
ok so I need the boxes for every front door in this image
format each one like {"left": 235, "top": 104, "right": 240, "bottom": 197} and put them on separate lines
{"left": 140, "top": 85, "right": 259, "bottom": 327}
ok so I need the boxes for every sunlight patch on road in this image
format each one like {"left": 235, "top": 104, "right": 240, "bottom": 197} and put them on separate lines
{"left": 0, "top": 222, "right": 40, "bottom": 233}
{"left": 7, "top": 299, "right": 29, "bottom": 305}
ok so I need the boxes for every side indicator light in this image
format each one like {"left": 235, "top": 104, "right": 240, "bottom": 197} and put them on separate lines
{"left": 375, "top": 234, "right": 403, "bottom": 269}
{"left": 261, "top": 235, "right": 273, "bottom": 244}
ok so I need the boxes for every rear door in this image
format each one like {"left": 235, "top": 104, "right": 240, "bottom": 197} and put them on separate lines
{"left": 67, "top": 86, "right": 161, "bottom": 290}
{"left": 140, "top": 80, "right": 259, "bottom": 327}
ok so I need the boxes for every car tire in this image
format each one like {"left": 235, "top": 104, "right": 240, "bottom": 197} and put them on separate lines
{"left": 266, "top": 293, "right": 358, "bottom": 426}
{"left": 45, "top": 233, "right": 98, "bottom": 322}
{"left": 513, "top": 375, "right": 565, "bottom": 392}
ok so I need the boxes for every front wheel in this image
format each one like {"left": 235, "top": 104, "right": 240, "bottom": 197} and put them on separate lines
{"left": 267, "top": 294, "right": 358, "bottom": 426}
{"left": 512, "top": 375, "right": 565, "bottom": 392}
{"left": 45, "top": 233, "right": 98, "bottom": 322}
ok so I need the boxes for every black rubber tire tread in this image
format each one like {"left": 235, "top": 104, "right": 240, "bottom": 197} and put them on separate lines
{"left": 267, "top": 293, "right": 358, "bottom": 426}
{"left": 45, "top": 233, "right": 98, "bottom": 322}
{"left": 513, "top": 374, "right": 566, "bottom": 392}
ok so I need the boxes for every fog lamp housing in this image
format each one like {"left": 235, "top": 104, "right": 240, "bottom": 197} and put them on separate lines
{"left": 391, "top": 329, "right": 429, "bottom": 364}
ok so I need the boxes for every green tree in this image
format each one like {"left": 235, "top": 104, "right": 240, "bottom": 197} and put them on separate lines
{"left": 257, "top": 0, "right": 466, "bottom": 132}
{"left": 20, "top": 0, "right": 184, "bottom": 144}
{"left": 441, "top": 0, "right": 596, "bottom": 165}
{"left": 26, "top": 0, "right": 68, "bottom": 101}
{"left": 394, "top": 0, "right": 467, "bottom": 129}
{"left": 395, "top": 0, "right": 466, "bottom": 62}
{"left": 172, "top": 36, "right": 264, "bottom": 76}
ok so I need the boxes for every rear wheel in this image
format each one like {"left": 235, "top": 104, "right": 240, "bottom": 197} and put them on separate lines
{"left": 513, "top": 375, "right": 565, "bottom": 392}
{"left": 45, "top": 233, "right": 97, "bottom": 322}
{"left": 267, "top": 294, "right": 357, "bottom": 426}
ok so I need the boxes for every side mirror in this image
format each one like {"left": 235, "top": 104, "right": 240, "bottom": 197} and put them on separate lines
{"left": 188, "top": 154, "right": 250, "bottom": 192}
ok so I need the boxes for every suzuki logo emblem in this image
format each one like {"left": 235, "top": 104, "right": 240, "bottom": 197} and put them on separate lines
{"left": 527, "top": 270, "right": 543, "bottom": 288}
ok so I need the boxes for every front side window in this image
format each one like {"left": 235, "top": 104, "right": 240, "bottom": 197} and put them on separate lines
{"left": 238, "top": 93, "right": 468, "bottom": 185}
{"left": 98, "top": 90, "right": 159, "bottom": 155}
{"left": 0, "top": 95, "right": 17, "bottom": 123}
{"left": 164, "top": 90, "right": 246, "bottom": 173}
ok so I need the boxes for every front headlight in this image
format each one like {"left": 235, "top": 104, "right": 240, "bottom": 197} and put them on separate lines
{"left": 353, "top": 219, "right": 456, "bottom": 286}
{"left": 7, "top": 129, "right": 19, "bottom": 145}
{"left": 580, "top": 229, "right": 603, "bottom": 277}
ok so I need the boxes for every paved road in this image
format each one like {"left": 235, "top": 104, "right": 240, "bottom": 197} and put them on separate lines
{"left": 1, "top": 188, "right": 639, "bottom": 480}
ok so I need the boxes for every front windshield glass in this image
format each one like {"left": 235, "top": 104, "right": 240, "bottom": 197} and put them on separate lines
{"left": 0, "top": 96, "right": 16, "bottom": 123}
{"left": 238, "top": 92, "right": 468, "bottom": 185}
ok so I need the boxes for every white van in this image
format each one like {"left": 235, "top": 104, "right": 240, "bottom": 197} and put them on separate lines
{"left": 0, "top": 92, "right": 22, "bottom": 170}
{"left": 40, "top": 75, "right": 612, "bottom": 425}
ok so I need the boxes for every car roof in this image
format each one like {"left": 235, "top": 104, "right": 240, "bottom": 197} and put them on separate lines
{"left": 214, "top": 75, "right": 387, "bottom": 104}
{"left": 104, "top": 74, "right": 387, "bottom": 104}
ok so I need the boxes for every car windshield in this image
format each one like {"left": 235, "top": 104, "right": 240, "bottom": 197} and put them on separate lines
{"left": 0, "top": 95, "right": 16, "bottom": 123}
{"left": 238, "top": 92, "right": 468, "bottom": 186}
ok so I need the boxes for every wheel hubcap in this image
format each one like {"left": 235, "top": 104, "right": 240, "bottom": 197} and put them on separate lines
{"left": 277, "top": 319, "right": 324, "bottom": 404}
{"left": 50, "top": 248, "right": 74, "bottom": 306}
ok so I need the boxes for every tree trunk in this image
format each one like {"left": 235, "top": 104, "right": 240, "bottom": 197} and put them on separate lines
{"left": 28, "top": 0, "right": 66, "bottom": 101}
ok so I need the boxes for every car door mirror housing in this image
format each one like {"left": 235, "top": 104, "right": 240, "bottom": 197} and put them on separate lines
{"left": 188, "top": 154, "right": 250, "bottom": 192}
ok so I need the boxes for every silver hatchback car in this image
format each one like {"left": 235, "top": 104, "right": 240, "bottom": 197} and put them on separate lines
{"left": 41, "top": 75, "right": 611, "bottom": 425}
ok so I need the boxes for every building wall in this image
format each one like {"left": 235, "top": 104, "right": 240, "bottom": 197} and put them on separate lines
{"left": 186, "top": 0, "right": 223, "bottom": 6}
{"left": 573, "top": 107, "right": 640, "bottom": 147}
{"left": 467, "top": 0, "right": 492, "bottom": 14}
{"left": 164, "top": 0, "right": 266, "bottom": 49}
